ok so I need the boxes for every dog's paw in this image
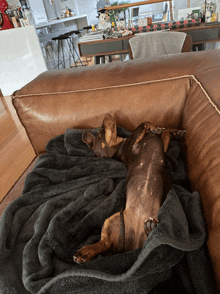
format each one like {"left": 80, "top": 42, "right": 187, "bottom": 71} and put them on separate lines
{"left": 152, "top": 127, "right": 166, "bottom": 135}
{"left": 73, "top": 245, "right": 97, "bottom": 264}
{"left": 144, "top": 217, "right": 159, "bottom": 236}
{"left": 170, "top": 129, "right": 186, "bottom": 139}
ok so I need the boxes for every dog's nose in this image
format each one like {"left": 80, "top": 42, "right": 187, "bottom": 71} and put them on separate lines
{"left": 95, "top": 152, "right": 103, "bottom": 158}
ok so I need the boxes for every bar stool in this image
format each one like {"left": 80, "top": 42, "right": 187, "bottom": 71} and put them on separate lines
{"left": 39, "top": 34, "right": 57, "bottom": 70}
{"left": 52, "top": 34, "right": 68, "bottom": 69}
{"left": 51, "top": 32, "right": 80, "bottom": 68}
{"left": 69, "top": 29, "right": 83, "bottom": 38}
{"left": 69, "top": 29, "right": 90, "bottom": 66}
{"left": 83, "top": 25, "right": 92, "bottom": 33}
{"left": 66, "top": 30, "right": 88, "bottom": 66}
{"left": 63, "top": 31, "right": 84, "bottom": 67}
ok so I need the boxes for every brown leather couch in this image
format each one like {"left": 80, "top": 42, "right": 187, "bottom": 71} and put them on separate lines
{"left": 2, "top": 49, "right": 220, "bottom": 291}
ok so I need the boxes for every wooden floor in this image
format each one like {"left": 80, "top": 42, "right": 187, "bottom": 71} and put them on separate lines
{"left": 0, "top": 91, "right": 36, "bottom": 202}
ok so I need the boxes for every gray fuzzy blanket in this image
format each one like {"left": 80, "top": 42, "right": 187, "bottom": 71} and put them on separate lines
{"left": 0, "top": 128, "right": 217, "bottom": 294}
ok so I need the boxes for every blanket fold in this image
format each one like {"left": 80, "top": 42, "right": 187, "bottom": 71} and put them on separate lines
{"left": 0, "top": 128, "right": 217, "bottom": 294}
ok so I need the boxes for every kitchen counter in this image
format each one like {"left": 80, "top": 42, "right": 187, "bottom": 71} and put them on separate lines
{"left": 35, "top": 14, "right": 88, "bottom": 29}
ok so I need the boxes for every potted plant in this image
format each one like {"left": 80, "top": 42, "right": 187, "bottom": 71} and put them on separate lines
{"left": 108, "top": 1, "right": 130, "bottom": 26}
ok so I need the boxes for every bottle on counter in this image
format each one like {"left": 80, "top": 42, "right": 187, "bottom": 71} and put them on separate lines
{"left": 111, "top": 21, "right": 115, "bottom": 31}
{"left": 24, "top": 8, "right": 35, "bottom": 25}
{"left": 202, "top": 0, "right": 207, "bottom": 22}
{"left": 92, "top": 24, "right": 96, "bottom": 31}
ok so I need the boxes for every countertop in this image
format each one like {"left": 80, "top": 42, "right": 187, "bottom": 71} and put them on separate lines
{"left": 35, "top": 14, "right": 88, "bottom": 29}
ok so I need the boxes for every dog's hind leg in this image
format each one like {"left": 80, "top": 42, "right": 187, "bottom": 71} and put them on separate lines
{"left": 73, "top": 239, "right": 110, "bottom": 264}
{"left": 73, "top": 211, "right": 124, "bottom": 264}
{"left": 161, "top": 129, "right": 186, "bottom": 153}
{"left": 144, "top": 217, "right": 159, "bottom": 236}
{"left": 133, "top": 122, "right": 157, "bottom": 145}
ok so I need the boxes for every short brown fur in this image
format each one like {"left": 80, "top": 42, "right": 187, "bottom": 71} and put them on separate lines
{"left": 73, "top": 114, "right": 185, "bottom": 264}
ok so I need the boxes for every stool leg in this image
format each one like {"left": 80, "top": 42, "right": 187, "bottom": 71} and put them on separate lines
{"left": 67, "top": 38, "right": 77, "bottom": 67}
{"left": 71, "top": 38, "right": 84, "bottom": 66}
{"left": 40, "top": 42, "right": 49, "bottom": 70}
{"left": 44, "top": 41, "right": 56, "bottom": 70}
{"left": 45, "top": 42, "right": 52, "bottom": 69}
{"left": 94, "top": 56, "right": 100, "bottom": 64}
{"left": 48, "top": 41, "right": 57, "bottom": 69}
{"left": 58, "top": 40, "right": 60, "bottom": 69}
{"left": 100, "top": 56, "right": 105, "bottom": 64}
{"left": 61, "top": 40, "right": 65, "bottom": 68}
{"left": 67, "top": 39, "right": 71, "bottom": 67}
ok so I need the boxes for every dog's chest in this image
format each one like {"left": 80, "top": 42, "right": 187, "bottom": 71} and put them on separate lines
{"left": 126, "top": 141, "right": 165, "bottom": 207}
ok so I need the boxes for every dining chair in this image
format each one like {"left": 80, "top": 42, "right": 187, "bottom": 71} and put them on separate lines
{"left": 128, "top": 31, "right": 192, "bottom": 60}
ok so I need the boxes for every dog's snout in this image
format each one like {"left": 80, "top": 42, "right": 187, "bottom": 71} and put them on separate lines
{"left": 95, "top": 152, "right": 103, "bottom": 158}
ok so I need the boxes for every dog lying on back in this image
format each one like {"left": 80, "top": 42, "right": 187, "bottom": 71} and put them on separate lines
{"left": 73, "top": 114, "right": 186, "bottom": 264}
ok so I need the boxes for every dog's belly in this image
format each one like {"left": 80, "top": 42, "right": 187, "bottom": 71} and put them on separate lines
{"left": 126, "top": 145, "right": 165, "bottom": 205}
{"left": 123, "top": 209, "right": 149, "bottom": 250}
{"left": 123, "top": 172, "right": 164, "bottom": 250}
{"left": 126, "top": 173, "right": 163, "bottom": 216}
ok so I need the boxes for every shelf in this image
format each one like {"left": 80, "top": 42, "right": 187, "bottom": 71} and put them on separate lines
{"left": 104, "top": 0, "right": 170, "bottom": 10}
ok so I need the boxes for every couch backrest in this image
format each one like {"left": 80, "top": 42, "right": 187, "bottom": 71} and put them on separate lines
{"left": 13, "top": 49, "right": 211, "bottom": 155}
{"left": 12, "top": 75, "right": 191, "bottom": 155}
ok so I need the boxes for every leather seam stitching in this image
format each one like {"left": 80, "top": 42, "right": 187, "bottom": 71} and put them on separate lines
{"left": 191, "top": 76, "right": 220, "bottom": 116}
{"left": 12, "top": 74, "right": 220, "bottom": 116}
{"left": 11, "top": 75, "right": 193, "bottom": 98}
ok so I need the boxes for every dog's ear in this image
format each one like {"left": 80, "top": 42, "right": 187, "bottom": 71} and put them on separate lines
{"left": 82, "top": 131, "right": 95, "bottom": 149}
{"left": 161, "top": 129, "right": 171, "bottom": 153}
{"left": 102, "top": 113, "right": 118, "bottom": 145}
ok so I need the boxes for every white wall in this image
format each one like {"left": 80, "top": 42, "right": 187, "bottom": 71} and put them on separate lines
{"left": 75, "top": 0, "right": 97, "bottom": 25}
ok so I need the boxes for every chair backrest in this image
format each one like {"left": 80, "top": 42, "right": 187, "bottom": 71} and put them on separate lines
{"left": 129, "top": 31, "right": 192, "bottom": 60}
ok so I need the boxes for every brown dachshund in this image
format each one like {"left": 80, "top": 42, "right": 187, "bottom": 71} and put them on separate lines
{"left": 73, "top": 114, "right": 185, "bottom": 264}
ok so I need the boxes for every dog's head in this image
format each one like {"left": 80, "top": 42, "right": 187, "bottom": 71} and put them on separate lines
{"left": 82, "top": 114, "right": 186, "bottom": 158}
{"left": 82, "top": 114, "right": 124, "bottom": 158}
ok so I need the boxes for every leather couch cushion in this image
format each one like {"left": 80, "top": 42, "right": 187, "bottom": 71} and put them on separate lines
{"left": 12, "top": 76, "right": 191, "bottom": 154}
